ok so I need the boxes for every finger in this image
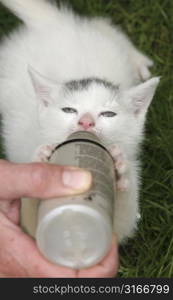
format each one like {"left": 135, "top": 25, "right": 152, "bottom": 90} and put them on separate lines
{"left": 0, "top": 198, "right": 20, "bottom": 224}
{"left": 77, "top": 235, "right": 119, "bottom": 278}
{"left": 0, "top": 160, "right": 92, "bottom": 200}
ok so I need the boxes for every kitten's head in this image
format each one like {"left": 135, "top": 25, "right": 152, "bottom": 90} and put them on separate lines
{"left": 29, "top": 67, "right": 159, "bottom": 151}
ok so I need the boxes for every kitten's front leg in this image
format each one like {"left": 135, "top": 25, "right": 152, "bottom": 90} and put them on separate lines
{"left": 108, "top": 145, "right": 139, "bottom": 242}
{"left": 108, "top": 145, "right": 129, "bottom": 191}
{"left": 32, "top": 143, "right": 58, "bottom": 162}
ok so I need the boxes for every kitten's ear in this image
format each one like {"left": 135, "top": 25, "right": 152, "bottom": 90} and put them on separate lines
{"left": 28, "top": 66, "right": 58, "bottom": 107}
{"left": 125, "top": 77, "right": 160, "bottom": 115}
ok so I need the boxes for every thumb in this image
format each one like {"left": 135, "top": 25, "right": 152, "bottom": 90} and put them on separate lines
{"left": 0, "top": 160, "right": 92, "bottom": 200}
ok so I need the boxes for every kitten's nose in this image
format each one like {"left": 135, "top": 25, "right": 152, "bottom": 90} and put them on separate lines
{"left": 78, "top": 113, "right": 95, "bottom": 130}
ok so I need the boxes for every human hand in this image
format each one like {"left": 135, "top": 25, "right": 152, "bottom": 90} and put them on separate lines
{"left": 0, "top": 160, "right": 118, "bottom": 277}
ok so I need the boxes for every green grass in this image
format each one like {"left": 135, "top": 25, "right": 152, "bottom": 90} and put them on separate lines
{"left": 0, "top": 0, "right": 173, "bottom": 277}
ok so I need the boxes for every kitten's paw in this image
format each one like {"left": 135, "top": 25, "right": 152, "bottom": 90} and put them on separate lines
{"left": 108, "top": 145, "right": 121, "bottom": 158}
{"left": 117, "top": 177, "right": 129, "bottom": 191}
{"left": 33, "top": 144, "right": 57, "bottom": 162}
{"left": 108, "top": 144, "right": 129, "bottom": 191}
{"left": 108, "top": 145, "right": 127, "bottom": 175}
{"left": 115, "top": 153, "right": 127, "bottom": 175}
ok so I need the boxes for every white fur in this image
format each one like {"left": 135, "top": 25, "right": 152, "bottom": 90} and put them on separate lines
{"left": 0, "top": 0, "right": 159, "bottom": 242}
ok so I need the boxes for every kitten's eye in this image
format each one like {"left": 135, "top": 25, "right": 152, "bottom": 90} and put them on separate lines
{"left": 61, "top": 107, "right": 78, "bottom": 114}
{"left": 100, "top": 111, "right": 117, "bottom": 117}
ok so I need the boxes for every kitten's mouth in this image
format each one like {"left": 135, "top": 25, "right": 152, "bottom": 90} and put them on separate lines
{"left": 75, "top": 127, "right": 98, "bottom": 136}
{"left": 69, "top": 127, "right": 102, "bottom": 140}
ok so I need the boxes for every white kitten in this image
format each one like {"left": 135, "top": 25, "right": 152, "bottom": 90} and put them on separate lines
{"left": 0, "top": 0, "right": 159, "bottom": 242}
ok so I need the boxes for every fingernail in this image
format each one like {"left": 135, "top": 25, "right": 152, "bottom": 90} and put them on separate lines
{"left": 62, "top": 168, "right": 92, "bottom": 191}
